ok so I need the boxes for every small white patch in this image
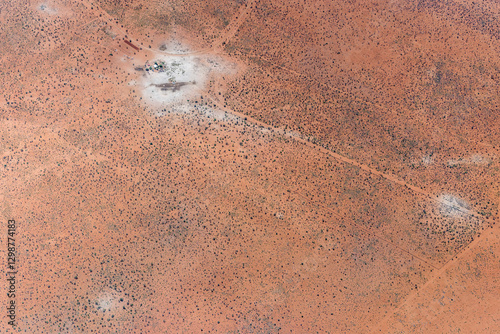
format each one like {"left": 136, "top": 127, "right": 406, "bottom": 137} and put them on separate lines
{"left": 95, "top": 290, "right": 121, "bottom": 312}
{"left": 447, "top": 154, "right": 490, "bottom": 166}
{"left": 421, "top": 154, "right": 434, "bottom": 165}
{"left": 200, "top": 105, "right": 232, "bottom": 121}
{"left": 438, "top": 194, "right": 470, "bottom": 217}
{"left": 38, "top": 3, "right": 58, "bottom": 14}
{"left": 470, "top": 154, "right": 487, "bottom": 164}
{"left": 158, "top": 39, "right": 191, "bottom": 54}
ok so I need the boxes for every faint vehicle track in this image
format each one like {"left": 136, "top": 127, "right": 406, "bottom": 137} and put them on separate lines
{"left": 75, "top": 0, "right": 495, "bottom": 270}
{"left": 82, "top": 0, "right": 255, "bottom": 56}
{"left": 372, "top": 222, "right": 499, "bottom": 332}
{"left": 229, "top": 51, "right": 494, "bottom": 223}
{"left": 208, "top": 92, "right": 499, "bottom": 333}
{"left": 207, "top": 89, "right": 491, "bottom": 225}
{"left": 212, "top": 0, "right": 256, "bottom": 51}
{"left": 6, "top": 0, "right": 495, "bottom": 227}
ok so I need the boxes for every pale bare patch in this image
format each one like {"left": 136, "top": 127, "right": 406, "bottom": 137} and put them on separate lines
{"left": 438, "top": 194, "right": 470, "bottom": 218}
{"left": 95, "top": 289, "right": 124, "bottom": 312}
{"left": 447, "top": 154, "right": 491, "bottom": 167}
{"left": 37, "top": 2, "right": 58, "bottom": 15}
{"left": 127, "top": 43, "right": 238, "bottom": 110}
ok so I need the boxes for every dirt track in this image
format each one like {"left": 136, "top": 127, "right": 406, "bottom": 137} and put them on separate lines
{"left": 0, "top": 0, "right": 498, "bottom": 332}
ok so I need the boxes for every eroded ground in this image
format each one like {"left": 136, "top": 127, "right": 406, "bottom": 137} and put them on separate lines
{"left": 0, "top": 0, "right": 499, "bottom": 332}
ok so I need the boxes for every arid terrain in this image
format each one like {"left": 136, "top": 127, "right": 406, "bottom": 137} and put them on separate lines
{"left": 0, "top": 0, "right": 499, "bottom": 332}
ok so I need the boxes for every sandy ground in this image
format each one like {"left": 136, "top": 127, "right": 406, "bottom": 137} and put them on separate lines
{"left": 0, "top": 0, "right": 498, "bottom": 332}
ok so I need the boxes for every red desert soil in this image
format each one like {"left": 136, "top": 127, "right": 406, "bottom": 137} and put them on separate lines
{"left": 0, "top": 0, "right": 498, "bottom": 332}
